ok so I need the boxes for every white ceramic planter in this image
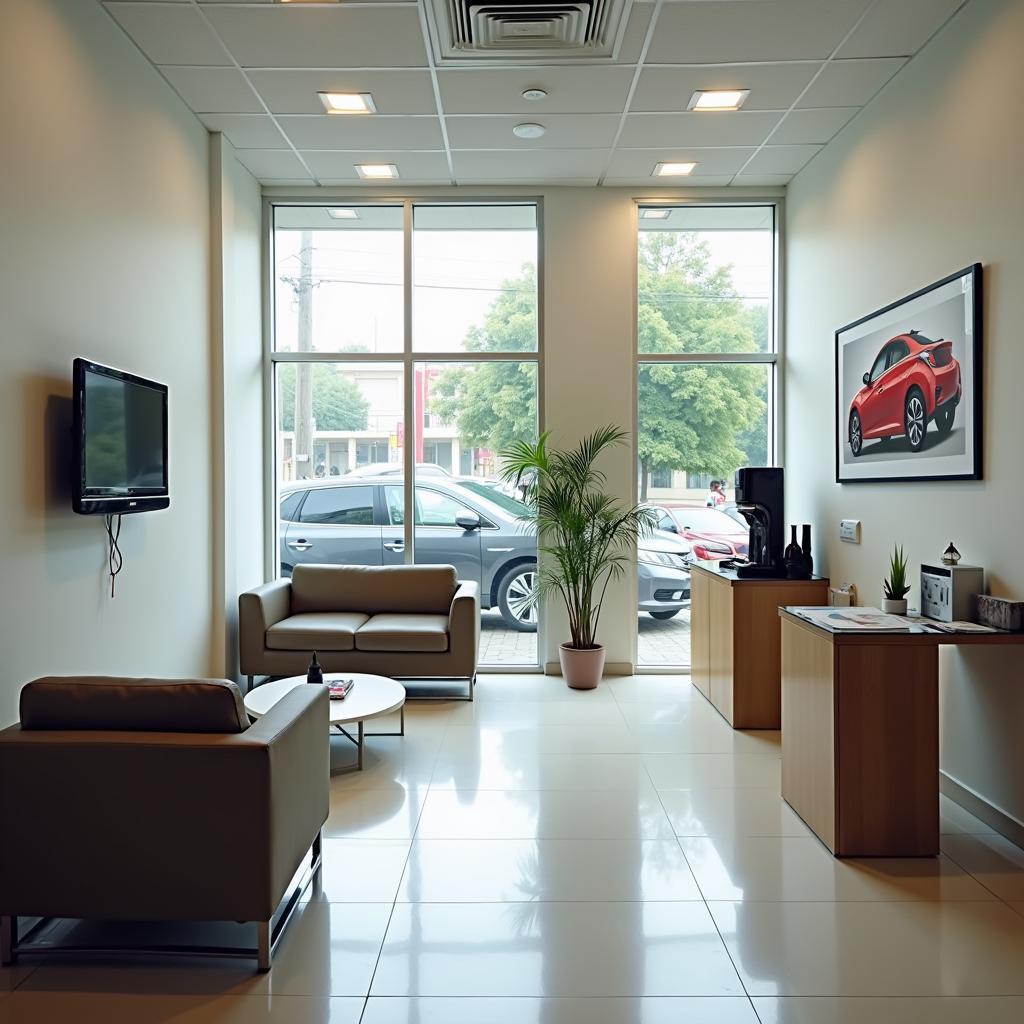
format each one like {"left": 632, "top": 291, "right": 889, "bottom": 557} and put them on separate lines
{"left": 882, "top": 598, "right": 908, "bottom": 615}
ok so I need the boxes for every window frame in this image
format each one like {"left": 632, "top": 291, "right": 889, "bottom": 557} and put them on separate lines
{"left": 263, "top": 197, "right": 545, "bottom": 671}
{"left": 633, "top": 198, "right": 783, "bottom": 672}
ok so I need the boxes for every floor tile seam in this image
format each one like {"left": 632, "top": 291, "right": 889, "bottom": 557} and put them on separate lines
{"left": 937, "top": 838, "right": 1018, "bottom": 903}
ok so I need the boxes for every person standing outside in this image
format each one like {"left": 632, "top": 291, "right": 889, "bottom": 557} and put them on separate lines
{"left": 706, "top": 479, "right": 726, "bottom": 507}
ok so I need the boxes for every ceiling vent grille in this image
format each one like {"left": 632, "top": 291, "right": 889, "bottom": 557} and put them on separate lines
{"left": 427, "top": 0, "right": 634, "bottom": 63}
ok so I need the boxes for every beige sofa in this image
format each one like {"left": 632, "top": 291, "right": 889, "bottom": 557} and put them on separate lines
{"left": 0, "top": 675, "right": 328, "bottom": 971}
{"left": 239, "top": 564, "right": 480, "bottom": 695}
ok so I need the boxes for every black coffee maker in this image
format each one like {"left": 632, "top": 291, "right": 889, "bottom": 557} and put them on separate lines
{"left": 732, "top": 467, "right": 785, "bottom": 578}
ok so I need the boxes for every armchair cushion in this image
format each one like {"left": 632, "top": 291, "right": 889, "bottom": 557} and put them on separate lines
{"left": 267, "top": 612, "right": 369, "bottom": 652}
{"left": 292, "top": 564, "right": 458, "bottom": 616}
{"left": 19, "top": 676, "right": 249, "bottom": 734}
{"left": 355, "top": 613, "right": 450, "bottom": 653}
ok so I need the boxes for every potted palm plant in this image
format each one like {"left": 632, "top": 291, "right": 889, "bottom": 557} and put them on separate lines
{"left": 500, "top": 426, "right": 658, "bottom": 689}
{"left": 882, "top": 545, "right": 911, "bottom": 614}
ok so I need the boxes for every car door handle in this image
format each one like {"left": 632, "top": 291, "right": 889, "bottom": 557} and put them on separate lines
{"left": 287, "top": 540, "right": 313, "bottom": 551}
{"left": 384, "top": 541, "right": 405, "bottom": 552}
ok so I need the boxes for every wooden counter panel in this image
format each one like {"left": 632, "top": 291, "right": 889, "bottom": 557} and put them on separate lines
{"left": 690, "top": 568, "right": 712, "bottom": 699}
{"left": 835, "top": 644, "right": 939, "bottom": 856}
{"left": 709, "top": 576, "right": 735, "bottom": 722}
{"left": 781, "top": 619, "right": 837, "bottom": 851}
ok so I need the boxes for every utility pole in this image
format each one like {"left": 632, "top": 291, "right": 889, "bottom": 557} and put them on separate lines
{"left": 294, "top": 230, "right": 314, "bottom": 480}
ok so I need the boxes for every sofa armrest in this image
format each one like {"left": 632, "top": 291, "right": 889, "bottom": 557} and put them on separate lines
{"left": 239, "top": 578, "right": 292, "bottom": 675}
{"left": 449, "top": 580, "right": 480, "bottom": 670}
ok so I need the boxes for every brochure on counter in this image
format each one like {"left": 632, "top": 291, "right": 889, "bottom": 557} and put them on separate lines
{"left": 789, "top": 606, "right": 916, "bottom": 632}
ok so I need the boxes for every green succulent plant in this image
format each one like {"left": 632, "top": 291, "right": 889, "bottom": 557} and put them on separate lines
{"left": 883, "top": 545, "right": 911, "bottom": 601}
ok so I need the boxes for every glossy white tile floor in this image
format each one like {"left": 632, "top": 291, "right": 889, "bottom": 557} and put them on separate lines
{"left": 5, "top": 673, "right": 1024, "bottom": 1024}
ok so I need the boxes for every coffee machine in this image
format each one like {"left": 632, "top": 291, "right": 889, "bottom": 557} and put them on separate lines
{"left": 731, "top": 467, "right": 785, "bottom": 578}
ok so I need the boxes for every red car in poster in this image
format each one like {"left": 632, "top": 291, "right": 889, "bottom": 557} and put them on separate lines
{"left": 848, "top": 331, "right": 961, "bottom": 456}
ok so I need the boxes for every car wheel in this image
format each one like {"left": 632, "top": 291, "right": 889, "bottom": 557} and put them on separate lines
{"left": 497, "top": 564, "right": 538, "bottom": 632}
{"left": 935, "top": 403, "right": 955, "bottom": 436}
{"left": 849, "top": 410, "right": 863, "bottom": 456}
{"left": 904, "top": 388, "right": 927, "bottom": 452}
{"left": 649, "top": 610, "right": 680, "bottom": 620}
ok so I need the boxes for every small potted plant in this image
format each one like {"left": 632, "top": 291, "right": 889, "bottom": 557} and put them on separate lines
{"left": 500, "top": 426, "right": 657, "bottom": 689}
{"left": 882, "top": 545, "right": 911, "bottom": 614}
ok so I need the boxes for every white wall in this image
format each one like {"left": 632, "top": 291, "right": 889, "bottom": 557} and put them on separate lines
{"left": 210, "top": 135, "right": 265, "bottom": 679}
{"left": 785, "top": 0, "right": 1024, "bottom": 829}
{"left": 0, "top": 0, "right": 214, "bottom": 724}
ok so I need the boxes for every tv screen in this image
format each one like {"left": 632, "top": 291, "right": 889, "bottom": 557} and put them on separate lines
{"left": 73, "top": 359, "right": 169, "bottom": 515}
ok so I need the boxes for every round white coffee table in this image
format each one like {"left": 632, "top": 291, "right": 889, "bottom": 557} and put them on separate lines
{"left": 245, "top": 673, "right": 406, "bottom": 773}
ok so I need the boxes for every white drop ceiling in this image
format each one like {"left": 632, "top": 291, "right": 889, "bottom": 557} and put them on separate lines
{"left": 100, "top": 0, "right": 967, "bottom": 188}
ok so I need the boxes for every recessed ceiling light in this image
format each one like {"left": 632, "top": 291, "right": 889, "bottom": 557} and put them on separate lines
{"left": 355, "top": 163, "right": 398, "bottom": 179}
{"left": 653, "top": 162, "right": 697, "bottom": 177}
{"left": 522, "top": 88, "right": 547, "bottom": 101}
{"left": 327, "top": 208, "right": 360, "bottom": 220}
{"left": 688, "top": 89, "right": 750, "bottom": 112}
{"left": 512, "top": 122, "right": 545, "bottom": 139}
{"left": 319, "top": 92, "right": 376, "bottom": 114}
{"left": 641, "top": 209, "right": 671, "bottom": 220}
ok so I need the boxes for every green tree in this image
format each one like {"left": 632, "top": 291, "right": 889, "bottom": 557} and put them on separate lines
{"left": 430, "top": 264, "right": 539, "bottom": 452}
{"left": 278, "top": 363, "right": 369, "bottom": 432}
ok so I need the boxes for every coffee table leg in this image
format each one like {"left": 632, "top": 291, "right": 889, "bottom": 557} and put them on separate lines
{"left": 358, "top": 720, "right": 364, "bottom": 771}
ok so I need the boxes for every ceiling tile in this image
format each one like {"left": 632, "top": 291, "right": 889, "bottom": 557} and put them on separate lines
{"left": 436, "top": 67, "right": 635, "bottom": 115}
{"left": 732, "top": 174, "right": 793, "bottom": 187}
{"left": 201, "top": 6, "right": 428, "bottom": 68}
{"left": 277, "top": 115, "right": 444, "bottom": 151}
{"left": 631, "top": 64, "right": 820, "bottom": 113}
{"left": 199, "top": 113, "right": 288, "bottom": 149}
{"left": 247, "top": 70, "right": 436, "bottom": 116}
{"left": 103, "top": 3, "right": 230, "bottom": 65}
{"left": 837, "top": 0, "right": 965, "bottom": 59}
{"left": 452, "top": 150, "right": 609, "bottom": 180}
{"left": 742, "top": 144, "right": 822, "bottom": 174}
{"left": 606, "top": 148, "right": 756, "bottom": 178}
{"left": 797, "top": 58, "right": 906, "bottom": 107}
{"left": 446, "top": 114, "right": 620, "bottom": 150}
{"left": 159, "top": 67, "right": 263, "bottom": 113}
{"left": 616, "top": 4, "right": 655, "bottom": 63}
{"left": 301, "top": 151, "right": 450, "bottom": 181}
{"left": 619, "top": 111, "right": 782, "bottom": 149}
{"left": 646, "top": 1, "right": 871, "bottom": 64}
{"left": 233, "top": 149, "right": 312, "bottom": 181}
{"left": 768, "top": 106, "right": 858, "bottom": 145}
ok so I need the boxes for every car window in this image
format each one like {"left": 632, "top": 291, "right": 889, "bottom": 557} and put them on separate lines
{"left": 279, "top": 491, "right": 303, "bottom": 523}
{"left": 887, "top": 340, "right": 909, "bottom": 366}
{"left": 676, "top": 507, "right": 741, "bottom": 532}
{"left": 869, "top": 349, "right": 889, "bottom": 383}
{"left": 298, "top": 486, "right": 375, "bottom": 526}
{"left": 656, "top": 511, "right": 676, "bottom": 531}
{"left": 384, "top": 485, "right": 404, "bottom": 526}
{"left": 416, "top": 488, "right": 472, "bottom": 527}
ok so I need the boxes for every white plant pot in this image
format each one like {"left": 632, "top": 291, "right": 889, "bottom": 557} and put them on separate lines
{"left": 882, "top": 598, "right": 908, "bottom": 615}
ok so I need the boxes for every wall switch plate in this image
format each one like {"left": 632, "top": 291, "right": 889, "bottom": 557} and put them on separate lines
{"left": 840, "top": 519, "right": 861, "bottom": 543}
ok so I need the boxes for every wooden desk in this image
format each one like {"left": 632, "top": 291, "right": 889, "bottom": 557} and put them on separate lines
{"left": 690, "top": 564, "right": 829, "bottom": 728}
{"left": 779, "top": 608, "right": 1024, "bottom": 857}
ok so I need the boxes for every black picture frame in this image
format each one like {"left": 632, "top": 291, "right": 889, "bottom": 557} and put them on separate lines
{"left": 834, "top": 263, "right": 983, "bottom": 484}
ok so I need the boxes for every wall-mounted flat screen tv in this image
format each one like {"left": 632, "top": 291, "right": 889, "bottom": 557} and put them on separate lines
{"left": 72, "top": 358, "right": 169, "bottom": 515}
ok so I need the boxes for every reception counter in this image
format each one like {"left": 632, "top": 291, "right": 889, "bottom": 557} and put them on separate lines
{"left": 690, "top": 563, "right": 830, "bottom": 729}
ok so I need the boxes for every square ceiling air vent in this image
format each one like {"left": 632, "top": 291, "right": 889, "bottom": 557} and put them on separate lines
{"left": 427, "top": 0, "right": 634, "bottom": 63}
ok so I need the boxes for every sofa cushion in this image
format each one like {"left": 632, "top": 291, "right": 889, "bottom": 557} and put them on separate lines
{"left": 266, "top": 612, "right": 369, "bottom": 652}
{"left": 19, "top": 676, "right": 249, "bottom": 734}
{"left": 355, "top": 614, "right": 450, "bottom": 653}
{"left": 291, "top": 564, "right": 458, "bottom": 615}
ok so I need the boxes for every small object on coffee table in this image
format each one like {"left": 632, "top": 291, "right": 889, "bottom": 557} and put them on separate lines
{"left": 328, "top": 680, "right": 354, "bottom": 700}
{"left": 306, "top": 651, "right": 323, "bottom": 686}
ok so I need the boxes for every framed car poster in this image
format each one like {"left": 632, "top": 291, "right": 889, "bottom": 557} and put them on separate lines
{"left": 835, "top": 264, "right": 982, "bottom": 483}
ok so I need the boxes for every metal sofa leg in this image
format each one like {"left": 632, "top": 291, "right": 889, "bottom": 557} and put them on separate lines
{"left": 1, "top": 916, "right": 15, "bottom": 965}
{"left": 246, "top": 675, "right": 254, "bottom": 692}
{"left": 256, "top": 920, "right": 272, "bottom": 972}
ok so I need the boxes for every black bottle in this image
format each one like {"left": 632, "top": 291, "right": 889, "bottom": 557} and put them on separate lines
{"left": 784, "top": 526, "right": 805, "bottom": 579}
{"left": 307, "top": 651, "right": 324, "bottom": 686}
{"left": 801, "top": 524, "right": 814, "bottom": 578}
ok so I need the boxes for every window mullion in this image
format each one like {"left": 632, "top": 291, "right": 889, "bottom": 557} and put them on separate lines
{"left": 402, "top": 200, "right": 414, "bottom": 565}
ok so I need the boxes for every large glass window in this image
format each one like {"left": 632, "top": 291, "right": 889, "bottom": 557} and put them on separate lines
{"left": 270, "top": 203, "right": 540, "bottom": 669}
{"left": 636, "top": 205, "right": 777, "bottom": 669}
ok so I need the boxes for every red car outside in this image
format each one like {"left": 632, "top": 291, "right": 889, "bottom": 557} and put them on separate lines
{"left": 647, "top": 504, "right": 748, "bottom": 560}
{"left": 848, "top": 331, "right": 961, "bottom": 456}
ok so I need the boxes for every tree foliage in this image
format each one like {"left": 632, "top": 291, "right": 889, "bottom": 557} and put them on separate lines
{"left": 432, "top": 236, "right": 768, "bottom": 496}
{"left": 278, "top": 363, "right": 369, "bottom": 432}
